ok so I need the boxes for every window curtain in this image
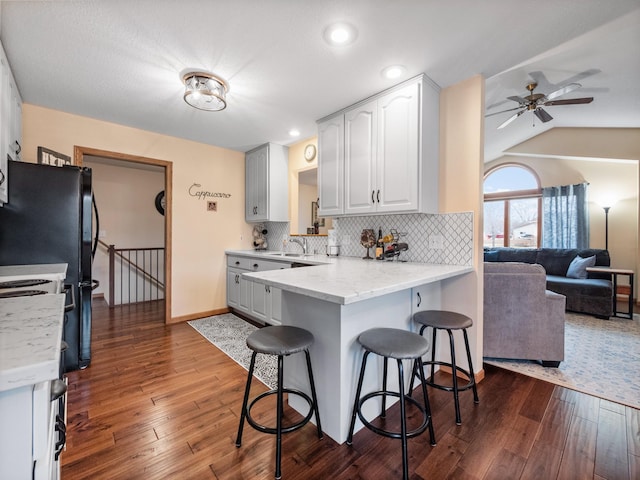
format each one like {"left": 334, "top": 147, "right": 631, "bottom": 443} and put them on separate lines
{"left": 542, "top": 182, "right": 589, "bottom": 248}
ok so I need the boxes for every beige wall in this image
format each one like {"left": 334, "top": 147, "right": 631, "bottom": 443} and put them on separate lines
{"left": 22, "top": 104, "right": 252, "bottom": 321}
{"left": 439, "top": 75, "right": 485, "bottom": 374}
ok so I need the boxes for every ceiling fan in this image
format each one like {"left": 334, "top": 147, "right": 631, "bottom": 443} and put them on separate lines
{"left": 486, "top": 81, "right": 594, "bottom": 129}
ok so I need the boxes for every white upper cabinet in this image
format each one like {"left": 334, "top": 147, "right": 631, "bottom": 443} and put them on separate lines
{"left": 0, "top": 41, "right": 23, "bottom": 205}
{"left": 317, "top": 74, "right": 440, "bottom": 217}
{"left": 344, "top": 99, "right": 376, "bottom": 215}
{"left": 317, "top": 115, "right": 344, "bottom": 216}
{"left": 245, "top": 143, "right": 288, "bottom": 223}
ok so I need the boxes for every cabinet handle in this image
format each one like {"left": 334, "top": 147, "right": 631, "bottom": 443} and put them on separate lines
{"left": 235, "top": 261, "right": 240, "bottom": 265}
{"left": 15, "top": 141, "right": 21, "bottom": 155}
{"left": 377, "top": 190, "right": 380, "bottom": 203}
{"left": 253, "top": 263, "right": 259, "bottom": 269}
{"left": 0, "top": 168, "right": 4, "bottom": 186}
{"left": 417, "top": 291, "right": 422, "bottom": 308}
{"left": 235, "top": 274, "right": 239, "bottom": 284}
{"left": 265, "top": 285, "right": 270, "bottom": 293}
{"left": 371, "top": 190, "right": 375, "bottom": 203}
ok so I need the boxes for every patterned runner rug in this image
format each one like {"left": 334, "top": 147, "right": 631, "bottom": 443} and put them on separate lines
{"left": 485, "top": 312, "right": 640, "bottom": 409}
{"left": 189, "top": 313, "right": 277, "bottom": 389}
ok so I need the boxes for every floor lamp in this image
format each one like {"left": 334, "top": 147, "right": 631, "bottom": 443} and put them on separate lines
{"left": 603, "top": 206, "right": 611, "bottom": 251}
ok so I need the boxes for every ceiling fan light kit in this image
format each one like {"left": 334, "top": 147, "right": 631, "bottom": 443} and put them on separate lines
{"left": 487, "top": 80, "right": 594, "bottom": 129}
{"left": 182, "top": 71, "right": 229, "bottom": 111}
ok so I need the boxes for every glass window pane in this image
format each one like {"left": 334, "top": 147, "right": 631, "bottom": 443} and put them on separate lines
{"left": 484, "top": 166, "right": 538, "bottom": 194}
{"left": 509, "top": 198, "right": 538, "bottom": 248}
{"left": 484, "top": 200, "right": 505, "bottom": 248}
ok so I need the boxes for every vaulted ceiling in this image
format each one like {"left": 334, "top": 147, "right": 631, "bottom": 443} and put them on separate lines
{"left": 1, "top": 1, "right": 638, "bottom": 159}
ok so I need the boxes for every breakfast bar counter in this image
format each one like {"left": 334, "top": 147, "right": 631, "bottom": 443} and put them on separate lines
{"left": 238, "top": 251, "right": 473, "bottom": 443}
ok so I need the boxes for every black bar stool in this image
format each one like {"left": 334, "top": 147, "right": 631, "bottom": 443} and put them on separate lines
{"left": 235, "top": 325, "right": 323, "bottom": 479}
{"left": 410, "top": 310, "right": 479, "bottom": 425}
{"left": 347, "top": 327, "right": 436, "bottom": 480}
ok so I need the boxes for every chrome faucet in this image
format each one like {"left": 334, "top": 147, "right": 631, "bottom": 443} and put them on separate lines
{"left": 289, "top": 237, "right": 308, "bottom": 254}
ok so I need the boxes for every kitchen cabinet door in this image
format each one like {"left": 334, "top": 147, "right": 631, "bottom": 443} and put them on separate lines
{"left": 245, "top": 143, "right": 288, "bottom": 223}
{"left": 317, "top": 115, "right": 344, "bottom": 216}
{"left": 226, "top": 267, "right": 242, "bottom": 309}
{"left": 269, "top": 286, "right": 282, "bottom": 325}
{"left": 250, "top": 281, "right": 269, "bottom": 322}
{"left": 376, "top": 81, "right": 420, "bottom": 213}
{"left": 344, "top": 100, "right": 377, "bottom": 215}
{"left": 238, "top": 274, "right": 251, "bottom": 314}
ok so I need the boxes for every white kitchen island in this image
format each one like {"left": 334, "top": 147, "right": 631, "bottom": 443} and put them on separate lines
{"left": 242, "top": 255, "right": 472, "bottom": 444}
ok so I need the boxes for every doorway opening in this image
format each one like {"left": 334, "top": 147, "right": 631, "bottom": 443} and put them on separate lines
{"left": 74, "top": 146, "right": 173, "bottom": 324}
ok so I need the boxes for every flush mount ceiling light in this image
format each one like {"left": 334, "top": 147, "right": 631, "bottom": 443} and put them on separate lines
{"left": 182, "top": 71, "right": 229, "bottom": 111}
{"left": 382, "top": 65, "right": 406, "bottom": 80}
{"left": 323, "top": 22, "right": 358, "bottom": 46}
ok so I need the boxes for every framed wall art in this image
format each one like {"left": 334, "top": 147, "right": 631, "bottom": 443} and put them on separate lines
{"left": 37, "top": 147, "right": 71, "bottom": 166}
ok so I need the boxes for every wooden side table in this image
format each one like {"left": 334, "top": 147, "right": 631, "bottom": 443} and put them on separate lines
{"left": 586, "top": 267, "right": 634, "bottom": 319}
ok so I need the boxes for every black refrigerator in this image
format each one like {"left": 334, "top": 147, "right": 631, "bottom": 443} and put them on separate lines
{"left": 0, "top": 160, "right": 95, "bottom": 371}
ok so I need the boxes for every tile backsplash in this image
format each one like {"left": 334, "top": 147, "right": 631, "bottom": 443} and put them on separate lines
{"left": 265, "top": 212, "right": 473, "bottom": 266}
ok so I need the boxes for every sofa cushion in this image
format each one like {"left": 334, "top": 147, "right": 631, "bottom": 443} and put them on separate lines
{"left": 497, "top": 248, "right": 538, "bottom": 264}
{"left": 566, "top": 255, "right": 596, "bottom": 279}
{"left": 535, "top": 249, "right": 577, "bottom": 276}
{"left": 484, "top": 250, "right": 499, "bottom": 262}
{"left": 546, "top": 275, "right": 612, "bottom": 298}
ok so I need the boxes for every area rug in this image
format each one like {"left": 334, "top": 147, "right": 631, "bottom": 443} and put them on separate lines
{"left": 485, "top": 312, "right": 640, "bottom": 409}
{"left": 189, "top": 313, "right": 277, "bottom": 389}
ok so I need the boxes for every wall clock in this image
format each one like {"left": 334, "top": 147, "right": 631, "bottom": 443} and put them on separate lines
{"left": 155, "top": 191, "right": 166, "bottom": 215}
{"left": 304, "top": 144, "right": 316, "bottom": 162}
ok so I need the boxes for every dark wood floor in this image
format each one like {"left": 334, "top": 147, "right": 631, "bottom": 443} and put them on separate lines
{"left": 62, "top": 299, "right": 640, "bottom": 479}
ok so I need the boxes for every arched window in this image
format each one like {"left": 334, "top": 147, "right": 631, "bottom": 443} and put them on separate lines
{"left": 483, "top": 164, "right": 541, "bottom": 248}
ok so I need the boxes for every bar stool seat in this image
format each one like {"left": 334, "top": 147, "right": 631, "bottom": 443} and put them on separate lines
{"left": 411, "top": 310, "right": 479, "bottom": 425}
{"left": 236, "top": 325, "right": 322, "bottom": 480}
{"left": 347, "top": 328, "right": 436, "bottom": 480}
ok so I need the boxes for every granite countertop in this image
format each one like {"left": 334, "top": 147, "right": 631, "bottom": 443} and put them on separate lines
{"left": 227, "top": 250, "right": 473, "bottom": 305}
{"left": 0, "top": 263, "right": 68, "bottom": 280}
{"left": 0, "top": 294, "right": 65, "bottom": 392}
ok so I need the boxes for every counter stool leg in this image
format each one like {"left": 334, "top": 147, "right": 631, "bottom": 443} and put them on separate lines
{"left": 416, "top": 358, "right": 436, "bottom": 446}
{"left": 447, "top": 329, "right": 463, "bottom": 425}
{"left": 235, "top": 352, "right": 258, "bottom": 447}
{"left": 396, "top": 359, "right": 409, "bottom": 480}
{"left": 463, "top": 329, "right": 479, "bottom": 404}
{"left": 304, "top": 350, "right": 324, "bottom": 438}
{"left": 430, "top": 326, "right": 437, "bottom": 381}
{"left": 275, "top": 355, "right": 284, "bottom": 479}
{"left": 347, "top": 351, "right": 370, "bottom": 445}
{"left": 381, "top": 357, "right": 389, "bottom": 418}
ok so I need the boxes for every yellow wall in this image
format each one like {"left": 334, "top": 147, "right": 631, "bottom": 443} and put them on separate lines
{"left": 287, "top": 138, "right": 317, "bottom": 234}
{"left": 439, "top": 75, "right": 485, "bottom": 374}
{"left": 22, "top": 104, "right": 252, "bottom": 321}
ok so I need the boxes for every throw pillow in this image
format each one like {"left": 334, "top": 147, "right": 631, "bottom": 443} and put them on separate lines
{"left": 566, "top": 254, "right": 596, "bottom": 279}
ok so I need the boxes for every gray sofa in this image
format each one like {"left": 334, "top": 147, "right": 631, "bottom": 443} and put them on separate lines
{"left": 484, "top": 261, "right": 566, "bottom": 366}
{"left": 484, "top": 247, "right": 613, "bottom": 318}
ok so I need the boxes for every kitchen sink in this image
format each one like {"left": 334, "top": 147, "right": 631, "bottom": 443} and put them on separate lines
{"left": 265, "top": 252, "right": 308, "bottom": 257}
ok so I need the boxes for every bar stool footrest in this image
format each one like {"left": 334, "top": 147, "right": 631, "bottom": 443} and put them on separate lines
{"left": 422, "top": 360, "right": 476, "bottom": 393}
{"left": 246, "top": 388, "right": 315, "bottom": 435}
{"left": 357, "top": 390, "right": 430, "bottom": 440}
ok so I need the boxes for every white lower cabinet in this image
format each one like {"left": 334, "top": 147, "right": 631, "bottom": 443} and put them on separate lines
{"left": 226, "top": 255, "right": 287, "bottom": 325}
{"left": 0, "top": 380, "right": 61, "bottom": 480}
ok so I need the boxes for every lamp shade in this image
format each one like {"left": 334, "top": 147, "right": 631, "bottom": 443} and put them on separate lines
{"left": 182, "top": 71, "right": 228, "bottom": 111}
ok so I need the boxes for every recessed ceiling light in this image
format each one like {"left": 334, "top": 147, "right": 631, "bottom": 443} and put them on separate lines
{"left": 323, "top": 23, "right": 358, "bottom": 47}
{"left": 289, "top": 129, "right": 300, "bottom": 137}
{"left": 382, "top": 65, "right": 406, "bottom": 80}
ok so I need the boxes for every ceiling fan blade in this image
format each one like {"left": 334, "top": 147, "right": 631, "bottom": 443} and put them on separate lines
{"left": 485, "top": 106, "right": 523, "bottom": 118}
{"left": 544, "top": 97, "right": 594, "bottom": 106}
{"left": 497, "top": 110, "right": 525, "bottom": 129}
{"left": 534, "top": 108, "right": 553, "bottom": 123}
{"left": 545, "top": 83, "right": 582, "bottom": 101}
{"left": 507, "top": 95, "right": 526, "bottom": 104}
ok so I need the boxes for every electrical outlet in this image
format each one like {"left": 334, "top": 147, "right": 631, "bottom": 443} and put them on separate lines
{"left": 429, "top": 235, "right": 444, "bottom": 250}
{"left": 342, "top": 235, "right": 351, "bottom": 245}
